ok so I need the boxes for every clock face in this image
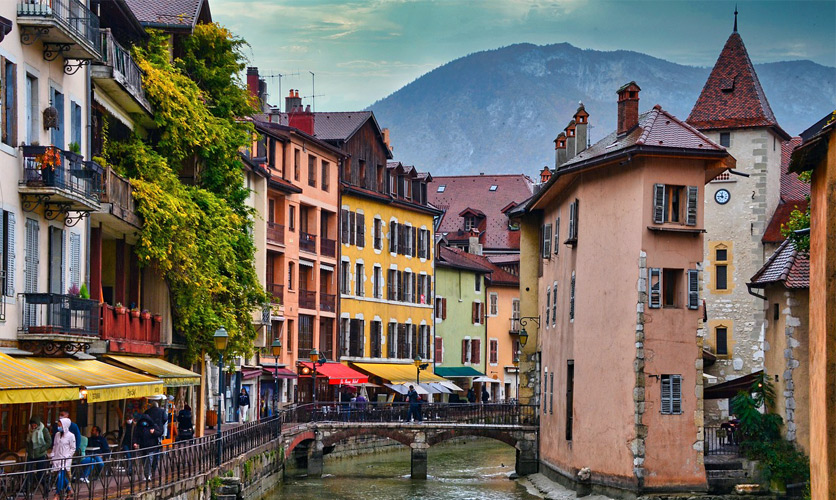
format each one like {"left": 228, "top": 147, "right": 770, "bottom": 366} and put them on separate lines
{"left": 715, "top": 189, "right": 730, "bottom": 205}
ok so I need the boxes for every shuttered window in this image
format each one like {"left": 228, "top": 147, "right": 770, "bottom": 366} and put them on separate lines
{"left": 653, "top": 183, "right": 666, "bottom": 224}
{"left": 687, "top": 269, "right": 699, "bottom": 310}
{"left": 356, "top": 213, "right": 365, "bottom": 248}
{"left": 348, "top": 212, "right": 356, "bottom": 246}
{"left": 661, "top": 374, "right": 682, "bottom": 415}
{"left": 649, "top": 268, "right": 662, "bottom": 309}
{"left": 461, "top": 339, "right": 469, "bottom": 364}
{"left": 341, "top": 210, "right": 349, "bottom": 244}
{"left": 567, "top": 199, "right": 579, "bottom": 242}
{"left": 374, "top": 218, "right": 383, "bottom": 250}
{"left": 686, "top": 186, "right": 698, "bottom": 226}
{"left": 471, "top": 338, "right": 481, "bottom": 365}
{"left": 69, "top": 233, "right": 81, "bottom": 289}
{"left": 355, "top": 263, "right": 364, "bottom": 297}
{"left": 387, "top": 269, "right": 396, "bottom": 300}
{"left": 543, "top": 368, "right": 548, "bottom": 414}
{"left": 545, "top": 286, "right": 551, "bottom": 326}
{"left": 435, "top": 337, "right": 443, "bottom": 363}
{"left": 389, "top": 221, "right": 397, "bottom": 252}
{"left": 569, "top": 272, "right": 576, "bottom": 321}
{"left": 3, "top": 212, "right": 15, "bottom": 296}
{"left": 552, "top": 285, "right": 557, "bottom": 326}
{"left": 388, "top": 323, "right": 397, "bottom": 358}
{"left": 549, "top": 371, "right": 555, "bottom": 414}
{"left": 542, "top": 224, "right": 552, "bottom": 257}
{"left": 554, "top": 217, "right": 560, "bottom": 254}
{"left": 489, "top": 339, "right": 498, "bottom": 365}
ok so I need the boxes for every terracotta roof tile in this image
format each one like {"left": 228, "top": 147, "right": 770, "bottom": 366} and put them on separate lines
{"left": 124, "top": 0, "right": 205, "bottom": 27}
{"left": 429, "top": 175, "right": 534, "bottom": 252}
{"left": 763, "top": 200, "right": 808, "bottom": 244}
{"left": 687, "top": 33, "right": 789, "bottom": 139}
{"left": 437, "top": 247, "right": 519, "bottom": 286}
{"left": 781, "top": 137, "right": 809, "bottom": 201}
{"left": 270, "top": 111, "right": 374, "bottom": 142}
{"left": 749, "top": 238, "right": 809, "bottom": 289}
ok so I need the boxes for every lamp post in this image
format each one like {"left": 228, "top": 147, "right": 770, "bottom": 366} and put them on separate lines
{"left": 271, "top": 339, "right": 282, "bottom": 415}
{"left": 213, "top": 327, "right": 228, "bottom": 467}
{"left": 413, "top": 355, "right": 428, "bottom": 385}
{"left": 309, "top": 348, "right": 322, "bottom": 403}
{"left": 516, "top": 317, "right": 536, "bottom": 405}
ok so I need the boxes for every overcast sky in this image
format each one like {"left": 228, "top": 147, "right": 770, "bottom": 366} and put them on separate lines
{"left": 211, "top": 0, "right": 836, "bottom": 111}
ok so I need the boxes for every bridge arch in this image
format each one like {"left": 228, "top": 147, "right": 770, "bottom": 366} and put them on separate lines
{"left": 284, "top": 430, "right": 317, "bottom": 459}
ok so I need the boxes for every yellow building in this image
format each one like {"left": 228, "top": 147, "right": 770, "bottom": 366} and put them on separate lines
{"left": 339, "top": 161, "right": 442, "bottom": 397}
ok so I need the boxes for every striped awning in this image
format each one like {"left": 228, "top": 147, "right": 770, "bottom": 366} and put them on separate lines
{"left": 104, "top": 355, "right": 201, "bottom": 387}
{"left": 353, "top": 362, "right": 447, "bottom": 385}
{"left": 0, "top": 352, "right": 79, "bottom": 404}
{"left": 20, "top": 358, "right": 163, "bottom": 403}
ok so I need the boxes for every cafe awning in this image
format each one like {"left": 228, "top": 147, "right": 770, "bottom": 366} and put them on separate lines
{"left": 21, "top": 358, "right": 163, "bottom": 403}
{"left": 353, "top": 362, "right": 447, "bottom": 384}
{"left": 299, "top": 362, "right": 368, "bottom": 385}
{"left": 432, "top": 366, "right": 484, "bottom": 378}
{"left": 0, "top": 352, "right": 80, "bottom": 404}
{"left": 704, "top": 370, "right": 763, "bottom": 400}
{"left": 104, "top": 355, "right": 201, "bottom": 387}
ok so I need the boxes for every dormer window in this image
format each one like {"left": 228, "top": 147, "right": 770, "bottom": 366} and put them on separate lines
{"left": 437, "top": 185, "right": 446, "bottom": 193}
{"left": 465, "top": 216, "right": 476, "bottom": 231}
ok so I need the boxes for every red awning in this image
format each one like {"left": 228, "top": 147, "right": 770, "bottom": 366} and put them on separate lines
{"left": 241, "top": 367, "right": 264, "bottom": 380}
{"left": 299, "top": 362, "right": 368, "bottom": 385}
{"left": 263, "top": 367, "right": 298, "bottom": 379}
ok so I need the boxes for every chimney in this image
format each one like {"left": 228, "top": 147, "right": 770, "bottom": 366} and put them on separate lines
{"left": 565, "top": 120, "right": 576, "bottom": 158}
{"left": 288, "top": 93, "right": 315, "bottom": 135}
{"left": 468, "top": 229, "right": 482, "bottom": 256}
{"left": 554, "top": 132, "right": 567, "bottom": 168}
{"left": 246, "top": 67, "right": 259, "bottom": 101}
{"left": 574, "top": 102, "right": 589, "bottom": 154}
{"left": 540, "top": 166, "right": 552, "bottom": 184}
{"left": 382, "top": 128, "right": 392, "bottom": 152}
{"left": 285, "top": 89, "right": 302, "bottom": 113}
{"left": 617, "top": 81, "right": 641, "bottom": 136}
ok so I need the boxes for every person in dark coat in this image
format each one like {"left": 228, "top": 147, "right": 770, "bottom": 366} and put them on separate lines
{"left": 144, "top": 400, "right": 167, "bottom": 439}
{"left": 176, "top": 405, "right": 194, "bottom": 442}
{"left": 119, "top": 416, "right": 135, "bottom": 475}
{"left": 238, "top": 389, "right": 251, "bottom": 423}
{"left": 481, "top": 386, "right": 490, "bottom": 404}
{"left": 466, "top": 387, "right": 476, "bottom": 403}
{"left": 406, "top": 385, "right": 422, "bottom": 422}
{"left": 131, "top": 414, "right": 161, "bottom": 481}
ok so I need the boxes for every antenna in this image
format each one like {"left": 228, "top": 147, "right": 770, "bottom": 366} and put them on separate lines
{"left": 309, "top": 71, "right": 315, "bottom": 112}
{"left": 260, "top": 71, "right": 300, "bottom": 108}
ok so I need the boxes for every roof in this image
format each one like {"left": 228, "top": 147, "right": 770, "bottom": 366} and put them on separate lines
{"left": 486, "top": 253, "right": 520, "bottom": 265}
{"left": 704, "top": 370, "right": 763, "bottom": 400}
{"left": 124, "top": 0, "right": 209, "bottom": 29}
{"left": 763, "top": 199, "right": 808, "bottom": 244}
{"left": 789, "top": 112, "right": 836, "bottom": 174}
{"left": 271, "top": 111, "right": 373, "bottom": 141}
{"left": 562, "top": 104, "right": 725, "bottom": 169}
{"left": 436, "top": 246, "right": 519, "bottom": 286}
{"left": 429, "top": 174, "right": 534, "bottom": 251}
{"left": 687, "top": 32, "right": 789, "bottom": 139}
{"left": 749, "top": 238, "right": 809, "bottom": 289}
{"left": 781, "top": 138, "right": 808, "bottom": 201}
{"left": 254, "top": 120, "right": 346, "bottom": 157}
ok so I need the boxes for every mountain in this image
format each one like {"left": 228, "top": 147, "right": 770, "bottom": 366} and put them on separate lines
{"left": 368, "top": 43, "right": 836, "bottom": 177}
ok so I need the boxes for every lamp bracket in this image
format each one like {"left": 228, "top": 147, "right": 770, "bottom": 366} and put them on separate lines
{"left": 519, "top": 316, "right": 540, "bottom": 328}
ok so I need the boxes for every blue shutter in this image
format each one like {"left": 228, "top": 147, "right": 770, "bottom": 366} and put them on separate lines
{"left": 4, "top": 212, "right": 14, "bottom": 296}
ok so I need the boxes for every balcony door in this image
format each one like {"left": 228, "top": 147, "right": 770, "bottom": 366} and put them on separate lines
{"left": 50, "top": 87, "right": 64, "bottom": 149}
{"left": 48, "top": 226, "right": 64, "bottom": 295}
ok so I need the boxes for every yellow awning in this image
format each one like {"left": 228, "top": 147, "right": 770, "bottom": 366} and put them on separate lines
{"left": 104, "top": 355, "right": 200, "bottom": 387}
{"left": 352, "top": 362, "right": 447, "bottom": 384}
{"left": 0, "top": 352, "right": 80, "bottom": 404}
{"left": 20, "top": 358, "right": 163, "bottom": 403}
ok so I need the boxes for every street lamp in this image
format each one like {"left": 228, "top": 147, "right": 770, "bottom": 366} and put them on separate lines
{"left": 413, "top": 355, "right": 429, "bottom": 385}
{"left": 213, "top": 327, "right": 228, "bottom": 467}
{"left": 309, "top": 349, "right": 326, "bottom": 403}
{"left": 271, "top": 338, "right": 282, "bottom": 415}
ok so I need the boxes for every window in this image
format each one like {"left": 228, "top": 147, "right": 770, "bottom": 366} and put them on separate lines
{"left": 288, "top": 262, "right": 295, "bottom": 290}
{"left": 340, "top": 261, "right": 350, "bottom": 294}
{"left": 566, "top": 361, "right": 574, "bottom": 440}
{"left": 286, "top": 320, "right": 294, "bottom": 354}
{"left": 653, "top": 184, "right": 698, "bottom": 226}
{"left": 389, "top": 221, "right": 397, "bottom": 253}
{"left": 661, "top": 374, "right": 682, "bottom": 415}
{"left": 649, "top": 268, "right": 661, "bottom": 309}
{"left": 373, "top": 266, "right": 382, "bottom": 298}
{"left": 687, "top": 270, "right": 699, "bottom": 310}
{"left": 387, "top": 323, "right": 397, "bottom": 358}
{"left": 773, "top": 303, "right": 779, "bottom": 321}
{"left": 308, "top": 155, "right": 316, "bottom": 187}
{"left": 435, "top": 297, "right": 447, "bottom": 320}
{"left": 541, "top": 223, "right": 552, "bottom": 258}
{"left": 294, "top": 149, "right": 300, "bottom": 181}
{"left": 545, "top": 286, "right": 551, "bottom": 326}
{"left": 435, "top": 337, "right": 443, "bottom": 363}
{"left": 472, "top": 302, "right": 484, "bottom": 325}
{"left": 719, "top": 132, "right": 730, "bottom": 147}
{"left": 489, "top": 293, "right": 498, "bottom": 316}
{"left": 489, "top": 185, "right": 498, "bottom": 191}
{"left": 387, "top": 269, "right": 397, "bottom": 301}
{"left": 715, "top": 326, "right": 729, "bottom": 356}
{"left": 374, "top": 218, "right": 383, "bottom": 250}
{"left": 1, "top": 58, "right": 17, "bottom": 148}
{"left": 715, "top": 246, "right": 729, "bottom": 290}
{"left": 404, "top": 225, "right": 413, "bottom": 255}
{"left": 25, "top": 74, "right": 38, "bottom": 145}
{"left": 298, "top": 315, "right": 314, "bottom": 357}
{"left": 552, "top": 285, "right": 557, "bottom": 326}
{"left": 662, "top": 269, "right": 681, "bottom": 308}
{"left": 569, "top": 271, "right": 576, "bottom": 321}
{"left": 566, "top": 199, "right": 579, "bottom": 243}
{"left": 404, "top": 272, "right": 413, "bottom": 302}
{"left": 549, "top": 371, "right": 554, "bottom": 414}
{"left": 355, "top": 263, "right": 364, "bottom": 297}
{"left": 321, "top": 160, "right": 330, "bottom": 192}
{"left": 348, "top": 318, "right": 364, "bottom": 357}
{"left": 475, "top": 274, "right": 481, "bottom": 293}
{"left": 289, "top": 206, "right": 296, "bottom": 231}
{"left": 511, "top": 299, "right": 520, "bottom": 332}
{"left": 489, "top": 339, "right": 498, "bottom": 365}
{"left": 554, "top": 217, "right": 560, "bottom": 254}
{"left": 1, "top": 211, "right": 16, "bottom": 297}
{"left": 50, "top": 87, "right": 64, "bottom": 149}
{"left": 71, "top": 101, "right": 81, "bottom": 149}
{"left": 370, "top": 321, "right": 382, "bottom": 358}
{"left": 356, "top": 213, "right": 365, "bottom": 248}
{"left": 437, "top": 185, "right": 446, "bottom": 193}
{"left": 464, "top": 216, "right": 476, "bottom": 231}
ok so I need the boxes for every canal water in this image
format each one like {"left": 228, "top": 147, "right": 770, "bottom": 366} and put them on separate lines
{"left": 275, "top": 437, "right": 541, "bottom": 499}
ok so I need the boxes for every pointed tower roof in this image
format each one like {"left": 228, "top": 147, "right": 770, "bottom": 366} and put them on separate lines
{"left": 687, "top": 30, "right": 790, "bottom": 140}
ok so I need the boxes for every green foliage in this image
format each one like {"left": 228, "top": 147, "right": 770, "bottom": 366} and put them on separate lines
{"left": 731, "top": 372, "right": 810, "bottom": 484}
{"left": 79, "top": 283, "right": 90, "bottom": 299}
{"left": 781, "top": 170, "right": 811, "bottom": 253}
{"left": 106, "top": 26, "right": 266, "bottom": 361}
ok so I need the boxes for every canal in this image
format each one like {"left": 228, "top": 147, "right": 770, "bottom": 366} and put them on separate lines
{"left": 275, "top": 437, "right": 541, "bottom": 499}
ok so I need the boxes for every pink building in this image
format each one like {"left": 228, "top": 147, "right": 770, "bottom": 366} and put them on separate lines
{"left": 517, "top": 82, "right": 734, "bottom": 495}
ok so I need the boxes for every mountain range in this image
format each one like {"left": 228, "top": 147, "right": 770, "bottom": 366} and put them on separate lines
{"left": 368, "top": 43, "right": 836, "bottom": 177}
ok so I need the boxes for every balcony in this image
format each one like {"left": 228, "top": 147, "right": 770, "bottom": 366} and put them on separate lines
{"left": 19, "top": 146, "right": 102, "bottom": 218}
{"left": 99, "top": 304, "right": 162, "bottom": 355}
{"left": 320, "top": 238, "right": 336, "bottom": 258}
{"left": 91, "top": 29, "right": 152, "bottom": 117}
{"left": 509, "top": 318, "right": 521, "bottom": 335}
{"left": 18, "top": 293, "right": 99, "bottom": 337}
{"left": 92, "top": 165, "right": 140, "bottom": 231}
{"left": 300, "top": 232, "right": 316, "bottom": 253}
{"left": 267, "top": 283, "right": 284, "bottom": 305}
{"left": 17, "top": 0, "right": 101, "bottom": 63}
{"left": 266, "top": 222, "right": 285, "bottom": 246}
{"left": 320, "top": 292, "right": 336, "bottom": 312}
{"left": 299, "top": 289, "right": 316, "bottom": 310}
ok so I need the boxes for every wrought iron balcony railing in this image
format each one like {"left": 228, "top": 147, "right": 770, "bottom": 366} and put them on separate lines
{"left": 267, "top": 222, "right": 285, "bottom": 245}
{"left": 20, "top": 146, "right": 102, "bottom": 208}
{"left": 267, "top": 283, "right": 284, "bottom": 305}
{"left": 299, "top": 289, "right": 316, "bottom": 310}
{"left": 300, "top": 231, "right": 316, "bottom": 253}
{"left": 17, "top": 0, "right": 102, "bottom": 60}
{"left": 320, "top": 292, "right": 335, "bottom": 312}
{"left": 93, "top": 29, "right": 151, "bottom": 113}
{"left": 19, "top": 292, "right": 99, "bottom": 336}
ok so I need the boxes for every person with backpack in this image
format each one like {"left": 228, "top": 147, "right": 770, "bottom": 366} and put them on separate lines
{"left": 131, "top": 413, "right": 161, "bottom": 481}
{"left": 176, "top": 405, "right": 194, "bottom": 442}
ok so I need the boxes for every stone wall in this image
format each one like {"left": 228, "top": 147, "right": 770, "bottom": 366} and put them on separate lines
{"left": 321, "top": 434, "right": 406, "bottom": 461}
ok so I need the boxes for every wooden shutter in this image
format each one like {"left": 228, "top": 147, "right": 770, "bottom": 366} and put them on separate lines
{"left": 540, "top": 225, "right": 547, "bottom": 258}
{"left": 413, "top": 226, "right": 418, "bottom": 257}
{"left": 653, "top": 184, "right": 666, "bottom": 224}
{"left": 389, "top": 221, "right": 396, "bottom": 252}
{"left": 472, "top": 339, "right": 481, "bottom": 364}
{"left": 572, "top": 199, "right": 579, "bottom": 239}
{"left": 568, "top": 202, "right": 576, "bottom": 240}
{"left": 672, "top": 375, "right": 682, "bottom": 414}
{"left": 357, "top": 213, "right": 365, "bottom": 248}
{"left": 569, "top": 272, "right": 576, "bottom": 320}
{"left": 341, "top": 210, "right": 350, "bottom": 244}
{"left": 649, "top": 268, "right": 662, "bottom": 309}
{"left": 661, "top": 375, "right": 672, "bottom": 414}
{"left": 544, "top": 224, "right": 552, "bottom": 256}
{"left": 687, "top": 269, "right": 699, "bottom": 310}
{"left": 441, "top": 297, "right": 447, "bottom": 320}
{"left": 435, "top": 337, "right": 443, "bottom": 363}
{"left": 552, "top": 286, "right": 557, "bottom": 325}
{"left": 413, "top": 273, "right": 418, "bottom": 303}
{"left": 5, "top": 213, "right": 14, "bottom": 296}
{"left": 348, "top": 211, "right": 356, "bottom": 246}
{"left": 359, "top": 320, "right": 366, "bottom": 357}
{"left": 69, "top": 233, "right": 80, "bottom": 288}
{"left": 490, "top": 339, "right": 498, "bottom": 364}
{"left": 554, "top": 217, "right": 560, "bottom": 254}
{"left": 686, "top": 186, "right": 698, "bottom": 226}
{"left": 398, "top": 270, "right": 404, "bottom": 301}
{"left": 545, "top": 286, "right": 551, "bottom": 325}
{"left": 461, "top": 339, "right": 468, "bottom": 364}
{"left": 472, "top": 302, "right": 478, "bottom": 324}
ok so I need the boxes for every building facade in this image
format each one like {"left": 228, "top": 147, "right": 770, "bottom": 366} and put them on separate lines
{"left": 519, "top": 83, "right": 733, "bottom": 495}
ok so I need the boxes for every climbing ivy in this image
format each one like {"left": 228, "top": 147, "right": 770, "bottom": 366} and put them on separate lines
{"left": 106, "top": 26, "right": 266, "bottom": 361}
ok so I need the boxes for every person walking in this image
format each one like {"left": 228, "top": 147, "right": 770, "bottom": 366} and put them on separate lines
{"left": 56, "top": 411, "right": 81, "bottom": 456}
{"left": 119, "top": 416, "right": 135, "bottom": 475}
{"left": 25, "top": 416, "right": 51, "bottom": 494}
{"left": 481, "top": 386, "right": 490, "bottom": 404}
{"left": 131, "top": 413, "right": 161, "bottom": 481}
{"left": 51, "top": 417, "right": 76, "bottom": 500}
{"left": 467, "top": 387, "right": 476, "bottom": 404}
{"left": 238, "top": 388, "right": 250, "bottom": 423}
{"left": 176, "top": 405, "right": 194, "bottom": 442}
{"left": 79, "top": 426, "right": 110, "bottom": 483}
{"left": 407, "top": 385, "right": 422, "bottom": 422}
{"left": 144, "top": 399, "right": 167, "bottom": 438}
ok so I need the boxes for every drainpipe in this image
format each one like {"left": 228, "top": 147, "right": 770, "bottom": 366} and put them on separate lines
{"left": 84, "top": 64, "right": 92, "bottom": 289}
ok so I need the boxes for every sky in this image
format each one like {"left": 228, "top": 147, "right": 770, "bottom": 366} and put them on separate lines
{"left": 210, "top": 0, "right": 836, "bottom": 112}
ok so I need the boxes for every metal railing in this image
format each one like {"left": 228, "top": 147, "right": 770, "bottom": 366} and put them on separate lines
{"left": 320, "top": 237, "right": 336, "bottom": 257}
{"left": 266, "top": 283, "right": 283, "bottom": 304}
{"left": 320, "top": 292, "right": 335, "bottom": 312}
{"left": 300, "top": 232, "right": 316, "bottom": 253}
{"left": 0, "top": 270, "right": 5, "bottom": 321}
{"left": 100, "top": 165, "right": 136, "bottom": 216}
{"left": 98, "top": 29, "right": 145, "bottom": 103}
{"left": 299, "top": 289, "right": 316, "bottom": 310}
{"left": 266, "top": 222, "right": 285, "bottom": 245}
{"left": 20, "top": 146, "right": 102, "bottom": 203}
{"left": 704, "top": 425, "right": 742, "bottom": 456}
{"left": 19, "top": 293, "right": 99, "bottom": 336}
{"left": 510, "top": 318, "right": 521, "bottom": 334}
{"left": 17, "top": 0, "right": 102, "bottom": 55}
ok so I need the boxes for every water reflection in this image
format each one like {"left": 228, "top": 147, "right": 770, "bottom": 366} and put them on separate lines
{"left": 275, "top": 437, "right": 540, "bottom": 500}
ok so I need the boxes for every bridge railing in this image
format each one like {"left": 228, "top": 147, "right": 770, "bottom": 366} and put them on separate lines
{"left": 279, "top": 402, "right": 540, "bottom": 426}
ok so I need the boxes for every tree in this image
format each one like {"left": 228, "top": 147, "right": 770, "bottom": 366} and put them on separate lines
{"left": 780, "top": 171, "right": 811, "bottom": 253}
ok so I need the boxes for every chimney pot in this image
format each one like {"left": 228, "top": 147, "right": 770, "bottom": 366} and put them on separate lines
{"left": 616, "top": 81, "right": 641, "bottom": 136}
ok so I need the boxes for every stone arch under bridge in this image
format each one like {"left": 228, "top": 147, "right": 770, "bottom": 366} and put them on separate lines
{"left": 282, "top": 422, "right": 539, "bottom": 479}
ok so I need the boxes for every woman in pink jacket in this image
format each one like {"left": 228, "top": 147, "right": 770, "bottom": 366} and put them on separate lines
{"left": 51, "top": 417, "right": 76, "bottom": 500}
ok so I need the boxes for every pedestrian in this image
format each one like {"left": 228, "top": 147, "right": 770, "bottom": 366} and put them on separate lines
{"left": 144, "top": 398, "right": 167, "bottom": 438}
{"left": 51, "top": 417, "right": 76, "bottom": 500}
{"left": 56, "top": 411, "right": 81, "bottom": 456}
{"left": 238, "top": 388, "right": 250, "bottom": 423}
{"left": 407, "top": 385, "right": 422, "bottom": 422}
{"left": 176, "top": 404, "right": 194, "bottom": 442}
{"left": 355, "top": 393, "right": 367, "bottom": 421}
{"left": 467, "top": 387, "right": 476, "bottom": 404}
{"left": 79, "top": 426, "right": 110, "bottom": 483}
{"left": 481, "top": 386, "right": 490, "bottom": 404}
{"left": 340, "top": 388, "right": 352, "bottom": 421}
{"left": 131, "top": 413, "right": 161, "bottom": 481}
{"left": 119, "top": 416, "right": 135, "bottom": 475}
{"left": 25, "top": 416, "right": 51, "bottom": 494}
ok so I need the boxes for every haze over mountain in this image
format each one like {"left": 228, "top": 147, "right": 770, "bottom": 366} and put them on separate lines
{"left": 368, "top": 43, "right": 836, "bottom": 177}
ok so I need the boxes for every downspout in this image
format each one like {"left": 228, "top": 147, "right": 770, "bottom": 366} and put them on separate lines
{"left": 84, "top": 65, "right": 92, "bottom": 289}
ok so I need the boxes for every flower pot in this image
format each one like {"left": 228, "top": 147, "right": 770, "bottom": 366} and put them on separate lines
{"left": 152, "top": 314, "right": 163, "bottom": 323}
{"left": 130, "top": 310, "right": 140, "bottom": 318}
{"left": 140, "top": 312, "right": 151, "bottom": 320}
{"left": 115, "top": 306, "right": 127, "bottom": 315}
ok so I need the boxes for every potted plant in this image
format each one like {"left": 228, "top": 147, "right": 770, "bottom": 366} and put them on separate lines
{"left": 36, "top": 146, "right": 63, "bottom": 185}
{"left": 130, "top": 307, "right": 140, "bottom": 318}
{"left": 140, "top": 309, "right": 151, "bottom": 320}
{"left": 79, "top": 283, "right": 90, "bottom": 299}
{"left": 114, "top": 302, "right": 127, "bottom": 315}
{"left": 152, "top": 313, "right": 163, "bottom": 323}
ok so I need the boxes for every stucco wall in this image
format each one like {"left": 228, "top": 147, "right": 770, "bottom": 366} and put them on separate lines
{"left": 485, "top": 283, "right": 520, "bottom": 400}
{"left": 435, "top": 265, "right": 486, "bottom": 372}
